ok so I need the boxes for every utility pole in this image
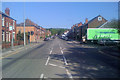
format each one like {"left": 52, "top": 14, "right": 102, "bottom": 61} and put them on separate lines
{"left": 24, "top": 2, "right": 26, "bottom": 46}
{"left": 11, "top": 20, "right": 14, "bottom": 48}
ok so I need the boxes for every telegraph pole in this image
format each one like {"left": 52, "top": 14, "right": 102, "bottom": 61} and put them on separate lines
{"left": 24, "top": 2, "right": 26, "bottom": 46}
{"left": 11, "top": 21, "right": 14, "bottom": 48}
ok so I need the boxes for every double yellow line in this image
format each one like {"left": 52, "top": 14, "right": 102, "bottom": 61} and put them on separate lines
{"left": 0, "top": 50, "right": 20, "bottom": 59}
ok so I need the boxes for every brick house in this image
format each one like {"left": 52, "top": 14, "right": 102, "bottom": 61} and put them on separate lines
{"left": 46, "top": 30, "right": 51, "bottom": 37}
{"left": 67, "top": 23, "right": 82, "bottom": 40}
{"left": 67, "top": 15, "right": 107, "bottom": 42}
{"left": 16, "top": 19, "right": 47, "bottom": 42}
{"left": 67, "top": 24, "right": 76, "bottom": 39}
{"left": 80, "top": 15, "right": 107, "bottom": 42}
{"left": 0, "top": 12, "right": 2, "bottom": 45}
{"left": 0, "top": 8, "right": 17, "bottom": 47}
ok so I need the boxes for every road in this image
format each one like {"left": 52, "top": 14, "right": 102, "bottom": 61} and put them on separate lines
{"left": 2, "top": 37, "right": 120, "bottom": 79}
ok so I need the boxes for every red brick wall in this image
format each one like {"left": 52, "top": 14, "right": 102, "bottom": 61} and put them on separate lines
{"left": 2, "top": 41, "right": 24, "bottom": 49}
{"left": 0, "top": 14, "right": 2, "bottom": 43}
{"left": 3, "top": 15, "right": 17, "bottom": 42}
{"left": 88, "top": 16, "right": 107, "bottom": 28}
{"left": 16, "top": 26, "right": 37, "bottom": 42}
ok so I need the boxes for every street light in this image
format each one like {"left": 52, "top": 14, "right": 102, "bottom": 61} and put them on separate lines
{"left": 23, "top": 2, "right": 26, "bottom": 46}
{"left": 11, "top": 20, "right": 14, "bottom": 48}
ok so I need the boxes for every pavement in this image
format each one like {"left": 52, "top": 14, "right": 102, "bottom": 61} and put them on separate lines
{"left": 1, "top": 37, "right": 120, "bottom": 80}
{"left": 2, "top": 41, "right": 44, "bottom": 57}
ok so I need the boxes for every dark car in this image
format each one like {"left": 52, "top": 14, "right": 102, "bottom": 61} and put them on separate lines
{"left": 44, "top": 38, "right": 49, "bottom": 41}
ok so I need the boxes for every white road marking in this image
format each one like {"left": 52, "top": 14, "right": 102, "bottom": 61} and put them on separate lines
{"left": 61, "top": 49, "right": 68, "bottom": 65}
{"left": 40, "top": 73, "right": 44, "bottom": 79}
{"left": 61, "top": 50, "right": 63, "bottom": 54}
{"left": 59, "top": 44, "right": 62, "bottom": 49}
{"left": 49, "top": 63, "right": 65, "bottom": 69}
{"left": 63, "top": 55, "right": 68, "bottom": 65}
{"left": 50, "top": 50, "right": 52, "bottom": 54}
{"left": 45, "top": 56, "right": 50, "bottom": 66}
{"left": 66, "top": 69, "right": 73, "bottom": 79}
{"left": 59, "top": 45, "right": 73, "bottom": 79}
{"left": 45, "top": 49, "right": 53, "bottom": 65}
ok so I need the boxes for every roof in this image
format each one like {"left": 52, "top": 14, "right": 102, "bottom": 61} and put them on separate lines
{"left": 0, "top": 11, "right": 16, "bottom": 21}
{"left": 98, "top": 21, "right": 108, "bottom": 28}
{"left": 81, "top": 15, "right": 107, "bottom": 27}
{"left": 16, "top": 19, "right": 46, "bottom": 30}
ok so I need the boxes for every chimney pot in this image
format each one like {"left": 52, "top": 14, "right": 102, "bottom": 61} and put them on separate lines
{"left": 78, "top": 22, "right": 82, "bottom": 27}
{"left": 5, "top": 8, "right": 10, "bottom": 16}
{"left": 85, "top": 18, "right": 88, "bottom": 24}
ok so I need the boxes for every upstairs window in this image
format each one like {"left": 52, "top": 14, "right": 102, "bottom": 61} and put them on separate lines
{"left": 2, "top": 17, "right": 4, "bottom": 26}
{"left": 6, "top": 22, "right": 8, "bottom": 27}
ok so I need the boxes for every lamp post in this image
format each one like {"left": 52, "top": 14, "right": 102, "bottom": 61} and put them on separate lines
{"left": 24, "top": 2, "right": 26, "bottom": 46}
{"left": 11, "top": 21, "right": 14, "bottom": 48}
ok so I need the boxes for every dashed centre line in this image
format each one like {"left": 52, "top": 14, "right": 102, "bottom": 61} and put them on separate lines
{"left": 40, "top": 73, "right": 44, "bottom": 79}
{"left": 45, "top": 49, "right": 53, "bottom": 65}
{"left": 45, "top": 43, "right": 73, "bottom": 79}
{"left": 59, "top": 45, "right": 73, "bottom": 79}
{"left": 45, "top": 56, "right": 50, "bottom": 66}
{"left": 66, "top": 69, "right": 73, "bottom": 79}
{"left": 61, "top": 49, "right": 68, "bottom": 65}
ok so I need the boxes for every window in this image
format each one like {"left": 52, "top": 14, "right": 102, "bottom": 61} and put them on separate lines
{"left": 6, "top": 22, "right": 8, "bottom": 28}
{"left": 9, "top": 23, "right": 10, "bottom": 27}
{"left": 6, "top": 32, "right": 9, "bottom": 42}
{"left": 9, "top": 32, "right": 11, "bottom": 42}
{"left": 98, "top": 17, "right": 102, "bottom": 21}
{"left": 2, "top": 17, "right": 4, "bottom": 26}
{"left": 19, "top": 29, "right": 21, "bottom": 33}
{"left": 2, "top": 30, "right": 5, "bottom": 41}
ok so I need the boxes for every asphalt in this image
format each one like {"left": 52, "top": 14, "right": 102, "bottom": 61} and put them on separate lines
{"left": 1, "top": 37, "right": 120, "bottom": 79}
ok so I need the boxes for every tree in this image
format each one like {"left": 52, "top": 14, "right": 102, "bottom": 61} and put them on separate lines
{"left": 17, "top": 31, "right": 23, "bottom": 41}
{"left": 48, "top": 28, "right": 68, "bottom": 35}
{"left": 17, "top": 31, "right": 29, "bottom": 43}
{"left": 100, "top": 19, "right": 120, "bottom": 49}
{"left": 118, "top": 20, "right": 120, "bottom": 34}
{"left": 103, "top": 19, "right": 118, "bottom": 28}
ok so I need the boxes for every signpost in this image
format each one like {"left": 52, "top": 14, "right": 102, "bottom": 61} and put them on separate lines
{"left": 87, "top": 28, "right": 120, "bottom": 40}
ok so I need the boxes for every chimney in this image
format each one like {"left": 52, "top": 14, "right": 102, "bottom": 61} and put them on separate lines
{"left": 78, "top": 22, "right": 82, "bottom": 27}
{"left": 85, "top": 18, "right": 88, "bottom": 24}
{"left": 5, "top": 8, "right": 10, "bottom": 16}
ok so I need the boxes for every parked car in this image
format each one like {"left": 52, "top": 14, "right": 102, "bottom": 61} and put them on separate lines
{"left": 97, "top": 39, "right": 118, "bottom": 46}
{"left": 44, "top": 38, "right": 49, "bottom": 41}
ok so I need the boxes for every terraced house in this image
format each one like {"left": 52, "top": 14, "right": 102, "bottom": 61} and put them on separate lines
{"left": 0, "top": 8, "right": 17, "bottom": 48}
{"left": 67, "top": 15, "right": 107, "bottom": 42}
{"left": 16, "top": 19, "right": 49, "bottom": 43}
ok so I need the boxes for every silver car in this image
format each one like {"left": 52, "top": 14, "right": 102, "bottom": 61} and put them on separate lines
{"left": 97, "top": 39, "right": 117, "bottom": 46}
